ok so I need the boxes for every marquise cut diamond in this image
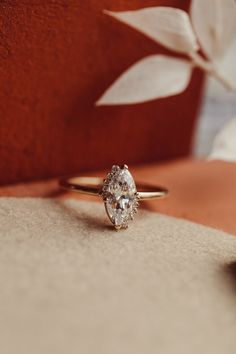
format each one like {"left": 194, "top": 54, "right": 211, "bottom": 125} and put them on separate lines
{"left": 102, "top": 165, "right": 139, "bottom": 229}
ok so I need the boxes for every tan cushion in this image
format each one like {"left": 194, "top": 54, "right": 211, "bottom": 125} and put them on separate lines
{"left": 0, "top": 197, "right": 236, "bottom": 354}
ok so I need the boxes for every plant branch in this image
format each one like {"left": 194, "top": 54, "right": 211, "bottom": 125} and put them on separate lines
{"left": 189, "top": 52, "right": 236, "bottom": 91}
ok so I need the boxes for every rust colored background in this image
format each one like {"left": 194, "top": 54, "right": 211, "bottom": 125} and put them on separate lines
{"left": 0, "top": 0, "right": 204, "bottom": 185}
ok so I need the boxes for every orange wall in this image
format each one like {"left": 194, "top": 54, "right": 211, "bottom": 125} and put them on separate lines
{"left": 0, "top": 0, "right": 204, "bottom": 185}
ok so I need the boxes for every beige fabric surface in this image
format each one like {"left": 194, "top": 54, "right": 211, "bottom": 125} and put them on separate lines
{"left": 0, "top": 197, "right": 236, "bottom": 354}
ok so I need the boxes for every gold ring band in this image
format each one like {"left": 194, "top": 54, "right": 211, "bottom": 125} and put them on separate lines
{"left": 60, "top": 176, "right": 168, "bottom": 200}
{"left": 59, "top": 165, "right": 168, "bottom": 230}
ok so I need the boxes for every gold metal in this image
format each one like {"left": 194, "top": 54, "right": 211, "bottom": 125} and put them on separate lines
{"left": 59, "top": 166, "right": 169, "bottom": 230}
{"left": 60, "top": 176, "right": 168, "bottom": 200}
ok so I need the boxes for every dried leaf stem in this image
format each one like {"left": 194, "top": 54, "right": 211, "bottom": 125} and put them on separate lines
{"left": 189, "top": 51, "right": 236, "bottom": 91}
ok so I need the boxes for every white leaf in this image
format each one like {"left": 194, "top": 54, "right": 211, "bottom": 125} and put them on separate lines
{"left": 208, "top": 118, "right": 236, "bottom": 162}
{"left": 191, "top": 0, "right": 236, "bottom": 61}
{"left": 214, "top": 37, "right": 236, "bottom": 90}
{"left": 96, "top": 55, "right": 192, "bottom": 105}
{"left": 104, "top": 7, "right": 199, "bottom": 54}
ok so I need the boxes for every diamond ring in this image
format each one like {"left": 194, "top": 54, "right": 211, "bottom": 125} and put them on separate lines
{"left": 60, "top": 165, "right": 168, "bottom": 230}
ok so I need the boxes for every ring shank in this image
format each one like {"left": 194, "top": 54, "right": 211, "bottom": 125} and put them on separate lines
{"left": 60, "top": 176, "right": 168, "bottom": 200}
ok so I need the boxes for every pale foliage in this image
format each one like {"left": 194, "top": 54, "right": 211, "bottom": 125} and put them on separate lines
{"left": 97, "top": 55, "right": 192, "bottom": 105}
{"left": 104, "top": 8, "right": 199, "bottom": 54}
{"left": 191, "top": 0, "right": 236, "bottom": 60}
{"left": 97, "top": 0, "right": 236, "bottom": 105}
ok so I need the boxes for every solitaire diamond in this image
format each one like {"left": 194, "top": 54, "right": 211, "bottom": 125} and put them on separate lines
{"left": 102, "top": 165, "right": 139, "bottom": 229}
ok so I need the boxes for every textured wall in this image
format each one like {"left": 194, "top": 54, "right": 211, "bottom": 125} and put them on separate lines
{"left": 0, "top": 0, "right": 203, "bottom": 185}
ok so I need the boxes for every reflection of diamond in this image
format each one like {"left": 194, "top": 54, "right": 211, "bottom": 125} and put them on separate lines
{"left": 102, "top": 165, "right": 139, "bottom": 229}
